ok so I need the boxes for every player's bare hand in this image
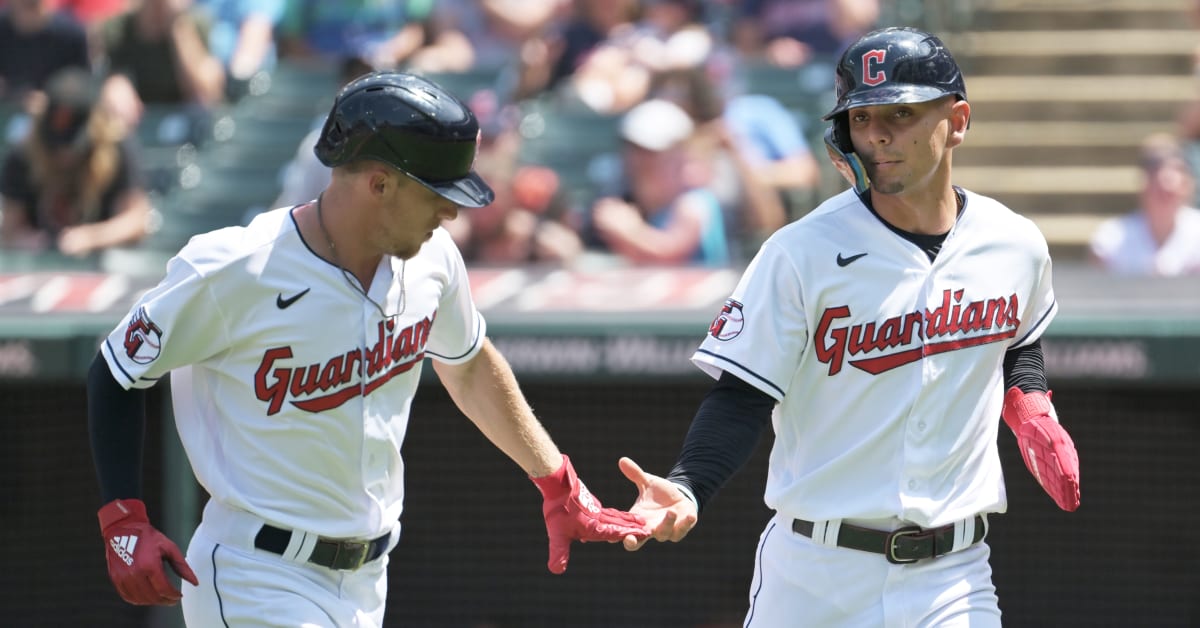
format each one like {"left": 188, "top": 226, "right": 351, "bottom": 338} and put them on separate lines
{"left": 98, "top": 499, "right": 199, "bottom": 605}
{"left": 530, "top": 454, "right": 648, "bottom": 574}
{"left": 618, "top": 456, "right": 698, "bottom": 551}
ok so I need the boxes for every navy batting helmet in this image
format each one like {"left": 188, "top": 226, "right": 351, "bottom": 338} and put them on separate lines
{"left": 315, "top": 71, "right": 495, "bottom": 208}
{"left": 823, "top": 27, "right": 966, "bottom": 122}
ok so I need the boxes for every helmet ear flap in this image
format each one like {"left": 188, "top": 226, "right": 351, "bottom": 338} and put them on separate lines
{"left": 830, "top": 114, "right": 853, "bottom": 154}
{"left": 315, "top": 114, "right": 349, "bottom": 166}
{"left": 823, "top": 116, "right": 870, "bottom": 195}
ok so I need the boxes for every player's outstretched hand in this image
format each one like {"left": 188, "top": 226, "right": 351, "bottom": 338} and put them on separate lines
{"left": 98, "top": 499, "right": 198, "bottom": 605}
{"left": 530, "top": 454, "right": 648, "bottom": 575}
{"left": 618, "top": 456, "right": 699, "bottom": 551}
{"left": 1002, "top": 387, "right": 1081, "bottom": 512}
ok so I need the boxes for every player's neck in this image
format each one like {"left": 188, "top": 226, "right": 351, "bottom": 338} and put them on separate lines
{"left": 869, "top": 186, "right": 960, "bottom": 235}
{"left": 297, "top": 192, "right": 383, "bottom": 288}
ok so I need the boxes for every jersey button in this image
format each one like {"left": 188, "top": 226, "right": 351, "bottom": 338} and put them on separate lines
{"left": 907, "top": 479, "right": 918, "bottom": 490}
{"left": 917, "top": 421, "right": 927, "bottom": 431}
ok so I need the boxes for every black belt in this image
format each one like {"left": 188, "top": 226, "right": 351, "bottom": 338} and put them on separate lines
{"left": 792, "top": 515, "right": 987, "bottom": 564}
{"left": 254, "top": 524, "right": 391, "bottom": 571}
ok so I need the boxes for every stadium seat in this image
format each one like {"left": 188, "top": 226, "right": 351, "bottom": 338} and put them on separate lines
{"left": 235, "top": 61, "right": 340, "bottom": 119}
{"left": 735, "top": 57, "right": 836, "bottom": 112}
{"left": 514, "top": 97, "right": 624, "bottom": 209}
{"left": 204, "top": 111, "right": 319, "bottom": 166}
{"left": 134, "top": 105, "right": 215, "bottom": 195}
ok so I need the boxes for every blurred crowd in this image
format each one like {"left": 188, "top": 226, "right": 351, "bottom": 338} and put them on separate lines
{"left": 0, "top": 0, "right": 883, "bottom": 268}
{"left": 1, "top": 0, "right": 1196, "bottom": 275}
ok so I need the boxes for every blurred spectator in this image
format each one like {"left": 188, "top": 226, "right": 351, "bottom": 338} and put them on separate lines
{"left": 589, "top": 98, "right": 729, "bottom": 266}
{"left": 0, "top": 67, "right": 151, "bottom": 256}
{"left": 731, "top": 0, "right": 879, "bottom": 67}
{"left": 0, "top": 0, "right": 90, "bottom": 107}
{"left": 51, "top": 0, "right": 127, "bottom": 68}
{"left": 462, "top": 0, "right": 567, "bottom": 66}
{"left": 276, "top": 0, "right": 460, "bottom": 72}
{"left": 458, "top": 88, "right": 583, "bottom": 265}
{"left": 634, "top": 0, "right": 717, "bottom": 71}
{"left": 193, "top": 0, "right": 286, "bottom": 85}
{"left": 514, "top": 0, "right": 647, "bottom": 111}
{"left": 648, "top": 65, "right": 817, "bottom": 250}
{"left": 98, "top": 0, "right": 227, "bottom": 108}
{"left": 548, "top": 0, "right": 726, "bottom": 114}
{"left": 1089, "top": 133, "right": 1200, "bottom": 276}
{"left": 721, "top": 92, "right": 820, "bottom": 224}
{"left": 420, "top": 0, "right": 567, "bottom": 101}
{"left": 272, "top": 56, "right": 373, "bottom": 210}
{"left": 400, "top": 2, "right": 477, "bottom": 73}
{"left": 52, "top": 0, "right": 126, "bottom": 26}
{"left": 271, "top": 120, "right": 332, "bottom": 209}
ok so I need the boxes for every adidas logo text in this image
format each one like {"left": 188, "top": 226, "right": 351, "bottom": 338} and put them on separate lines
{"left": 110, "top": 534, "right": 138, "bottom": 566}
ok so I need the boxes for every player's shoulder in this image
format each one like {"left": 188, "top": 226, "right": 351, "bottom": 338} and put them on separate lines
{"left": 959, "top": 188, "right": 1050, "bottom": 250}
{"left": 764, "top": 188, "right": 862, "bottom": 247}
{"left": 960, "top": 189, "right": 1034, "bottom": 227}
{"left": 173, "top": 206, "right": 298, "bottom": 276}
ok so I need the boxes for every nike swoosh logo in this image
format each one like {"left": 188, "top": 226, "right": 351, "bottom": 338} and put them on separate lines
{"left": 276, "top": 288, "right": 311, "bottom": 309}
{"left": 836, "top": 252, "right": 868, "bottom": 267}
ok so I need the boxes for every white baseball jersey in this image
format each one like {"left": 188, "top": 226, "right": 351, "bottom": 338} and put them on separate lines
{"left": 101, "top": 207, "right": 485, "bottom": 540}
{"left": 693, "top": 188, "right": 1057, "bottom": 528}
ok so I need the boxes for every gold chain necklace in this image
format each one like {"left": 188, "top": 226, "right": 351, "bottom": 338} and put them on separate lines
{"left": 315, "top": 193, "right": 406, "bottom": 320}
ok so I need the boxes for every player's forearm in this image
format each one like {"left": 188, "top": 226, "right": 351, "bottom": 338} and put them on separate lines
{"left": 434, "top": 339, "right": 562, "bottom": 476}
{"left": 87, "top": 351, "right": 148, "bottom": 503}
{"left": 1002, "top": 338, "right": 1048, "bottom": 393}
{"left": 666, "top": 371, "right": 773, "bottom": 511}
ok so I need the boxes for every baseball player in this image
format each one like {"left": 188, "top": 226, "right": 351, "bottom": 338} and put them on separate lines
{"left": 86, "top": 71, "right": 647, "bottom": 625}
{"left": 619, "top": 27, "right": 1081, "bottom": 626}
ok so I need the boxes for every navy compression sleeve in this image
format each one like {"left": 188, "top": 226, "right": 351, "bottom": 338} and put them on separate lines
{"left": 1003, "top": 338, "right": 1048, "bottom": 393}
{"left": 665, "top": 371, "right": 773, "bottom": 512}
{"left": 87, "top": 351, "right": 147, "bottom": 503}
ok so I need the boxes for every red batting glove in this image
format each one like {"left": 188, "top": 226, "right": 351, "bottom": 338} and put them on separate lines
{"left": 98, "top": 499, "right": 199, "bottom": 605}
{"left": 530, "top": 454, "right": 648, "bottom": 574}
{"left": 1002, "top": 387, "right": 1081, "bottom": 512}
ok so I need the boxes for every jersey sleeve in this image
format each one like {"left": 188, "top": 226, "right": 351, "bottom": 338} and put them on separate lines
{"left": 100, "top": 255, "right": 232, "bottom": 389}
{"left": 425, "top": 230, "right": 486, "bottom": 364}
{"left": 1011, "top": 234, "right": 1058, "bottom": 348}
{"left": 692, "top": 240, "right": 807, "bottom": 401}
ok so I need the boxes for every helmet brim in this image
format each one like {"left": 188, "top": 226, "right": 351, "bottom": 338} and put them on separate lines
{"left": 823, "top": 84, "right": 957, "bottom": 120}
{"left": 418, "top": 170, "right": 496, "bottom": 208}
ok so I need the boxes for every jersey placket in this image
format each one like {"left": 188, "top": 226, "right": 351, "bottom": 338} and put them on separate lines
{"left": 357, "top": 263, "right": 405, "bottom": 531}
{"left": 897, "top": 266, "right": 945, "bottom": 519}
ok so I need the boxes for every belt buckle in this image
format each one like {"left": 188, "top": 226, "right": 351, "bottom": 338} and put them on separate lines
{"left": 318, "top": 539, "right": 369, "bottom": 571}
{"left": 885, "top": 526, "right": 927, "bottom": 565}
